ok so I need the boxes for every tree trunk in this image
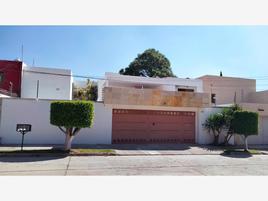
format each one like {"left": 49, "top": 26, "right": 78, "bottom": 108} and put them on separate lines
{"left": 223, "top": 134, "right": 229, "bottom": 145}
{"left": 213, "top": 134, "right": 219, "bottom": 145}
{"left": 224, "top": 133, "right": 233, "bottom": 145}
{"left": 64, "top": 134, "right": 74, "bottom": 151}
{"left": 244, "top": 136, "right": 249, "bottom": 152}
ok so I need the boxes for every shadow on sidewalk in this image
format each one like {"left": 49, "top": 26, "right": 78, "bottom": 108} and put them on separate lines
{"left": 220, "top": 151, "right": 253, "bottom": 158}
{"left": 0, "top": 147, "right": 68, "bottom": 163}
{"left": 0, "top": 155, "right": 68, "bottom": 163}
{"left": 72, "top": 143, "right": 192, "bottom": 151}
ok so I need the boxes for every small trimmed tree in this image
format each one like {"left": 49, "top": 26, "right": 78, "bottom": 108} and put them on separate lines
{"left": 232, "top": 111, "right": 258, "bottom": 151}
{"left": 203, "top": 113, "right": 226, "bottom": 145}
{"left": 222, "top": 104, "right": 242, "bottom": 145}
{"left": 50, "top": 101, "right": 94, "bottom": 151}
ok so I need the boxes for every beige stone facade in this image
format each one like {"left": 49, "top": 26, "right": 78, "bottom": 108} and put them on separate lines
{"left": 104, "top": 87, "right": 210, "bottom": 108}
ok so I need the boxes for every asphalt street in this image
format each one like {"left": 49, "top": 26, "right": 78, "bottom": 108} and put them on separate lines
{"left": 0, "top": 154, "right": 268, "bottom": 175}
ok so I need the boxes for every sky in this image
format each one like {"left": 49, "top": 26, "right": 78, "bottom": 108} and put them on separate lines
{"left": 1, "top": 26, "right": 268, "bottom": 90}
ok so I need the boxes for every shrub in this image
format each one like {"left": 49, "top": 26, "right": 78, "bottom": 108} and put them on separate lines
{"left": 73, "top": 80, "right": 98, "bottom": 101}
{"left": 203, "top": 112, "right": 225, "bottom": 145}
{"left": 50, "top": 101, "right": 94, "bottom": 150}
{"left": 221, "top": 104, "right": 242, "bottom": 144}
{"left": 232, "top": 111, "right": 258, "bottom": 151}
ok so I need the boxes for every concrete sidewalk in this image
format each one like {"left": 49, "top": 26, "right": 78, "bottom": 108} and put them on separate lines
{"left": 1, "top": 144, "right": 268, "bottom": 155}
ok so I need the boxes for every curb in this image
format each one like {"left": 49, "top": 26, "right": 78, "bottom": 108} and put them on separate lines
{"left": 0, "top": 153, "right": 117, "bottom": 157}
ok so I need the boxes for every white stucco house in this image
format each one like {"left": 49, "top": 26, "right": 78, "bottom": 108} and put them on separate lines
{"left": 0, "top": 72, "right": 219, "bottom": 145}
{"left": 21, "top": 65, "right": 73, "bottom": 100}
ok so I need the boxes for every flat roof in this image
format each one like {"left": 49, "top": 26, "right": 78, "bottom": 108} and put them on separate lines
{"left": 105, "top": 72, "right": 202, "bottom": 86}
{"left": 23, "top": 66, "right": 72, "bottom": 75}
{"left": 197, "top": 74, "right": 255, "bottom": 81}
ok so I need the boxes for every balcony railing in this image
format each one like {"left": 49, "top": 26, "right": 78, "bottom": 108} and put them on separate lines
{"left": 103, "top": 87, "right": 210, "bottom": 107}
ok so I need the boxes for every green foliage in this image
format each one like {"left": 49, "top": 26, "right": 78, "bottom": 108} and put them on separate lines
{"left": 50, "top": 101, "right": 94, "bottom": 128}
{"left": 204, "top": 113, "right": 226, "bottom": 134}
{"left": 203, "top": 112, "right": 226, "bottom": 145}
{"left": 233, "top": 111, "right": 258, "bottom": 136}
{"left": 222, "top": 104, "right": 242, "bottom": 132}
{"left": 73, "top": 80, "right": 98, "bottom": 101}
{"left": 119, "top": 48, "right": 175, "bottom": 78}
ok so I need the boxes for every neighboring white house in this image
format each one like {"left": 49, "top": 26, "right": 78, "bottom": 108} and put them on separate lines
{"left": 97, "top": 72, "right": 203, "bottom": 102}
{"left": 21, "top": 66, "right": 73, "bottom": 100}
{"left": 105, "top": 72, "right": 203, "bottom": 91}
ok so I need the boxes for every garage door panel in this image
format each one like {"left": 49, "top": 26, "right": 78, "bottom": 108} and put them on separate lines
{"left": 112, "top": 109, "right": 195, "bottom": 144}
{"left": 113, "top": 122, "right": 148, "bottom": 130}
{"left": 150, "top": 123, "right": 181, "bottom": 130}
{"left": 112, "top": 115, "right": 147, "bottom": 122}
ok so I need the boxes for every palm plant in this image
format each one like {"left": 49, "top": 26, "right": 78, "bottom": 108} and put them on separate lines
{"left": 203, "top": 113, "right": 226, "bottom": 145}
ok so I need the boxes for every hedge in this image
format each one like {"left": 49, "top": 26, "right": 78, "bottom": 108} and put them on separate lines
{"left": 50, "top": 101, "right": 94, "bottom": 128}
{"left": 232, "top": 111, "right": 258, "bottom": 136}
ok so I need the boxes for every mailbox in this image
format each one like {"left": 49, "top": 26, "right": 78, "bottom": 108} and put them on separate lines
{"left": 16, "top": 124, "right": 32, "bottom": 151}
{"left": 16, "top": 124, "right": 32, "bottom": 132}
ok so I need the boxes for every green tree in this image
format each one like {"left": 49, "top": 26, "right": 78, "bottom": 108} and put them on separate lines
{"left": 50, "top": 101, "right": 94, "bottom": 151}
{"left": 233, "top": 111, "right": 258, "bottom": 151}
{"left": 119, "top": 48, "right": 175, "bottom": 77}
{"left": 222, "top": 104, "right": 242, "bottom": 145}
{"left": 203, "top": 113, "right": 226, "bottom": 145}
{"left": 73, "top": 79, "right": 98, "bottom": 101}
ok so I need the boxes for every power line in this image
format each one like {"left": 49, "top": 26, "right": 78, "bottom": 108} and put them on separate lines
{"left": 4, "top": 66, "right": 268, "bottom": 88}
{"left": 23, "top": 69, "right": 106, "bottom": 80}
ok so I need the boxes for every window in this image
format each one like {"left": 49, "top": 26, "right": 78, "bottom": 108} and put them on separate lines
{"left": 0, "top": 72, "right": 4, "bottom": 84}
{"left": 177, "top": 88, "right": 194, "bottom": 92}
{"left": 211, "top": 93, "right": 216, "bottom": 104}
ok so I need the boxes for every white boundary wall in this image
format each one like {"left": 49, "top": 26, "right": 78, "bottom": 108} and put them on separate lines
{"left": 198, "top": 107, "right": 233, "bottom": 145}
{"left": 0, "top": 98, "right": 112, "bottom": 145}
{"left": 0, "top": 98, "right": 225, "bottom": 145}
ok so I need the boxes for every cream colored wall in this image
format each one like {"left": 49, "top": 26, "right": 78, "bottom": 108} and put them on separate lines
{"left": 247, "top": 91, "right": 268, "bottom": 104}
{"left": 199, "top": 75, "right": 256, "bottom": 105}
{"left": 240, "top": 102, "right": 268, "bottom": 116}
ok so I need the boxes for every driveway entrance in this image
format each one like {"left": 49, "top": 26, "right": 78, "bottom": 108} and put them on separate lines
{"left": 112, "top": 109, "right": 195, "bottom": 144}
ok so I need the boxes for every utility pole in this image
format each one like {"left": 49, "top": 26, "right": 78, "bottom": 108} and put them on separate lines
{"left": 9, "top": 82, "right": 13, "bottom": 96}
{"left": 21, "top": 44, "right": 24, "bottom": 62}
{"left": 36, "top": 80, "right": 39, "bottom": 100}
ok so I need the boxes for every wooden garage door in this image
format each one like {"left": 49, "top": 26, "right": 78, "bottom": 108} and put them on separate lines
{"left": 112, "top": 109, "right": 195, "bottom": 144}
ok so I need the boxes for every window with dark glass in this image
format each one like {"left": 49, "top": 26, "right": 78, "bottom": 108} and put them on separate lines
{"left": 177, "top": 88, "right": 194, "bottom": 92}
{"left": 0, "top": 72, "right": 4, "bottom": 84}
{"left": 211, "top": 93, "right": 216, "bottom": 104}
